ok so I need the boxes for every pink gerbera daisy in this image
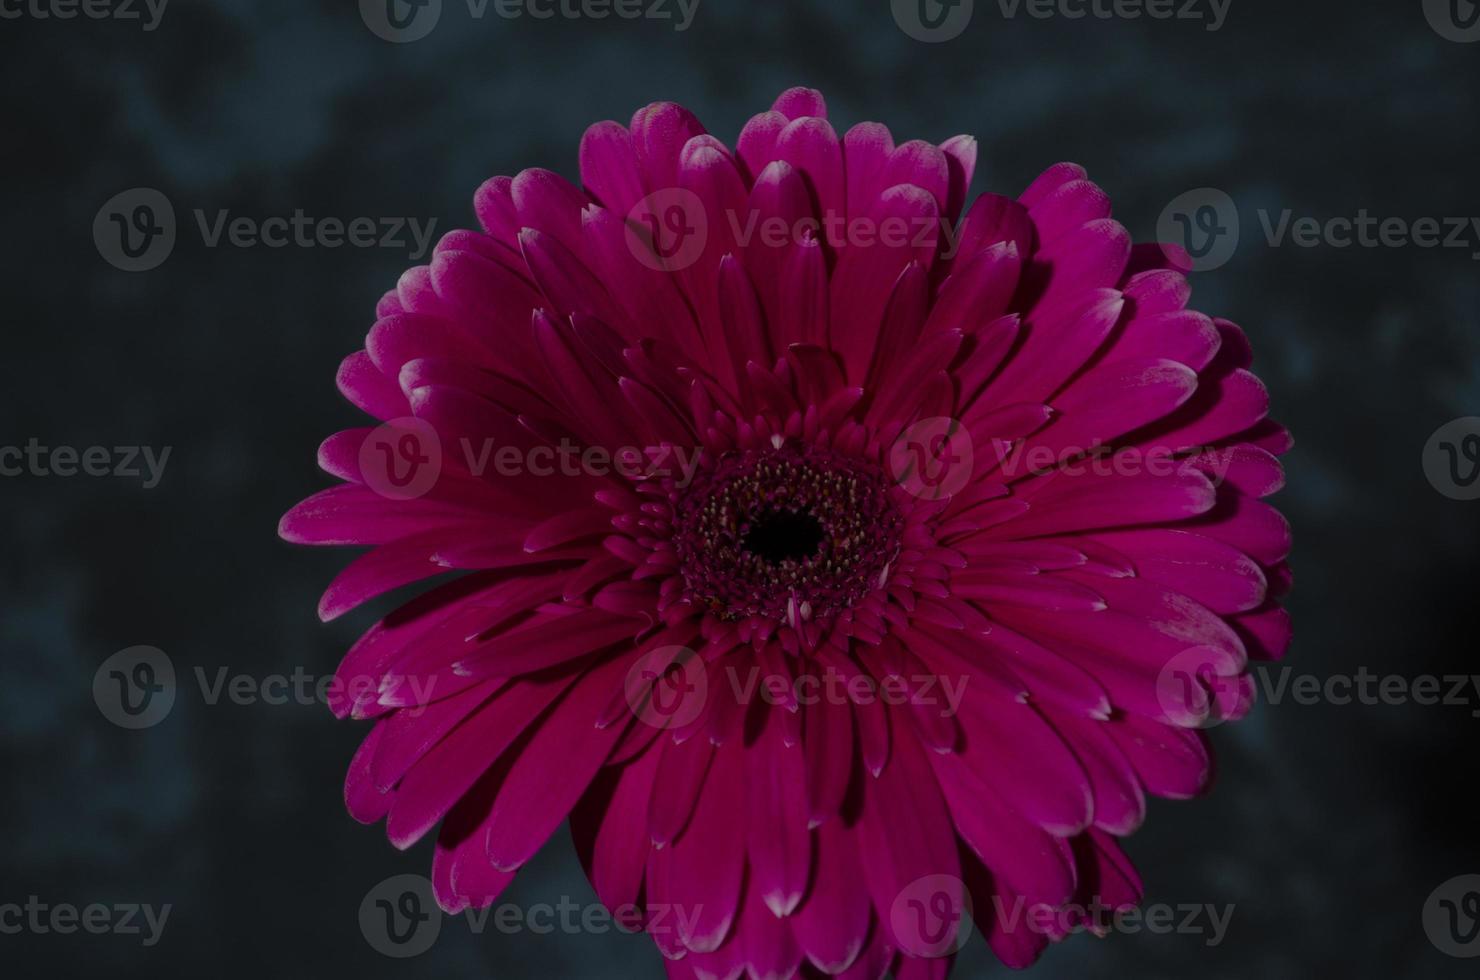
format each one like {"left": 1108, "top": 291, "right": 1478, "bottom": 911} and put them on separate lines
{"left": 281, "top": 87, "right": 1292, "bottom": 977}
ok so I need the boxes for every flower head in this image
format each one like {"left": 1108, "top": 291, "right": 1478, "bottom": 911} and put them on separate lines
{"left": 282, "top": 87, "right": 1291, "bottom": 976}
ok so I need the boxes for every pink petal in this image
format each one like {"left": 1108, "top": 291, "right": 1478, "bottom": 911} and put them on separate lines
{"left": 855, "top": 715, "right": 965, "bottom": 954}
{"left": 483, "top": 655, "right": 634, "bottom": 870}
{"left": 651, "top": 735, "right": 747, "bottom": 953}
{"left": 384, "top": 670, "right": 577, "bottom": 849}
{"left": 746, "top": 706, "right": 811, "bottom": 917}
{"left": 772, "top": 86, "right": 827, "bottom": 120}
{"left": 580, "top": 120, "right": 645, "bottom": 216}
{"left": 571, "top": 747, "right": 660, "bottom": 917}
{"left": 792, "top": 817, "right": 870, "bottom": 974}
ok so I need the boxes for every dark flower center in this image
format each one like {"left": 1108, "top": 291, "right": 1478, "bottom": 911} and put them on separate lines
{"left": 671, "top": 446, "right": 904, "bottom": 625}
{"left": 743, "top": 509, "right": 825, "bottom": 565}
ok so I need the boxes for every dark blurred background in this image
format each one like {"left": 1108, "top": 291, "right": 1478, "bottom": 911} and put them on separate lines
{"left": 3, "top": 0, "right": 1478, "bottom": 976}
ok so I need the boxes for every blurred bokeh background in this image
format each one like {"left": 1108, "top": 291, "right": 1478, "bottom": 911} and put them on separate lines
{"left": 3, "top": 0, "right": 1479, "bottom": 976}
